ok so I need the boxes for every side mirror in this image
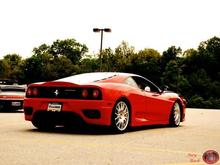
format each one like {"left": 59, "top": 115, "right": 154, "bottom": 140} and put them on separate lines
{"left": 162, "top": 85, "right": 169, "bottom": 91}
{"left": 144, "top": 86, "right": 151, "bottom": 92}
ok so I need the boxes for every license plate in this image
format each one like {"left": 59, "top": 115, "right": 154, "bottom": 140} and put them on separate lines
{"left": 11, "top": 101, "right": 21, "bottom": 107}
{"left": 47, "top": 102, "right": 62, "bottom": 112}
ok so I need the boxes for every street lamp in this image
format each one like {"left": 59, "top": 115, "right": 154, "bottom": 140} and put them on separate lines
{"left": 93, "top": 28, "right": 111, "bottom": 71}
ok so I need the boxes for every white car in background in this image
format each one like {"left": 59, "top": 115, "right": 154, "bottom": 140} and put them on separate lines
{"left": 0, "top": 80, "right": 26, "bottom": 111}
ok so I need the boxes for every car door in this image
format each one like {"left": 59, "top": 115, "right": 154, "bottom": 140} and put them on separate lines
{"left": 132, "top": 76, "right": 171, "bottom": 122}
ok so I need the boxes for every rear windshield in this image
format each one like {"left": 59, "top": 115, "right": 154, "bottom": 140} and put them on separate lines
{"left": 56, "top": 72, "right": 117, "bottom": 84}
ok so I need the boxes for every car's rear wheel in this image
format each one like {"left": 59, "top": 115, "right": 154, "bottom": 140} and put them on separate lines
{"left": 169, "top": 102, "right": 181, "bottom": 127}
{"left": 111, "top": 100, "right": 130, "bottom": 133}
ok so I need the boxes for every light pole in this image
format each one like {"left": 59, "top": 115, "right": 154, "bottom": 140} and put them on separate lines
{"left": 93, "top": 28, "right": 111, "bottom": 71}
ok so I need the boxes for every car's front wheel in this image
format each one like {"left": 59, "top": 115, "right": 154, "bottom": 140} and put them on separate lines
{"left": 111, "top": 100, "right": 130, "bottom": 133}
{"left": 169, "top": 102, "right": 181, "bottom": 127}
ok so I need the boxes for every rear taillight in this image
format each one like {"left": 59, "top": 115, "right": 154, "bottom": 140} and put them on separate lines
{"left": 82, "top": 89, "right": 88, "bottom": 98}
{"left": 26, "top": 87, "right": 39, "bottom": 97}
{"left": 32, "top": 88, "right": 39, "bottom": 96}
{"left": 92, "top": 89, "right": 100, "bottom": 98}
{"left": 81, "top": 88, "right": 102, "bottom": 100}
{"left": 26, "top": 88, "right": 32, "bottom": 96}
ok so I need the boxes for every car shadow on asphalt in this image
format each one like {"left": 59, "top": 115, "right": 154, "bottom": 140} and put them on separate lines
{"left": 28, "top": 125, "right": 120, "bottom": 136}
{"left": 0, "top": 109, "right": 24, "bottom": 113}
{"left": 25, "top": 124, "right": 182, "bottom": 136}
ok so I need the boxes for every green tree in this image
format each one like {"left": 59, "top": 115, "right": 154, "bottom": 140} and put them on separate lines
{"left": 33, "top": 39, "right": 88, "bottom": 64}
{"left": 188, "top": 69, "right": 212, "bottom": 99}
{"left": 23, "top": 52, "right": 76, "bottom": 83}
{"left": 78, "top": 56, "right": 99, "bottom": 73}
{"left": 41, "top": 55, "right": 74, "bottom": 80}
{"left": 182, "top": 48, "right": 198, "bottom": 75}
{"left": 0, "top": 59, "right": 9, "bottom": 79}
{"left": 22, "top": 55, "right": 43, "bottom": 83}
{"left": 101, "top": 48, "right": 117, "bottom": 71}
{"left": 161, "top": 46, "right": 182, "bottom": 71}
{"left": 1, "top": 54, "right": 24, "bottom": 82}
{"left": 22, "top": 38, "right": 88, "bottom": 83}
{"left": 162, "top": 60, "right": 179, "bottom": 91}
{"left": 128, "top": 48, "right": 161, "bottom": 83}
{"left": 114, "top": 41, "right": 135, "bottom": 72}
{"left": 32, "top": 44, "right": 50, "bottom": 57}
{"left": 180, "top": 37, "right": 220, "bottom": 108}
{"left": 197, "top": 36, "right": 220, "bottom": 80}
{"left": 49, "top": 39, "right": 88, "bottom": 64}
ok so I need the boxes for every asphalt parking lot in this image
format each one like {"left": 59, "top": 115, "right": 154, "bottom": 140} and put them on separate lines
{"left": 0, "top": 108, "right": 219, "bottom": 165}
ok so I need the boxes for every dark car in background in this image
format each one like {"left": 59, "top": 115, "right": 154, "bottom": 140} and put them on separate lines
{"left": 0, "top": 80, "right": 26, "bottom": 111}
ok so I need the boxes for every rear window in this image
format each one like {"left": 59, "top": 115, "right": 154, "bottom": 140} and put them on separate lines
{"left": 56, "top": 72, "right": 117, "bottom": 84}
{"left": 124, "top": 77, "right": 139, "bottom": 88}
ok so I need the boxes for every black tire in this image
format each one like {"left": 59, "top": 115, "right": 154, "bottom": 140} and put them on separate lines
{"left": 169, "top": 102, "right": 181, "bottom": 127}
{"left": 111, "top": 100, "right": 130, "bottom": 133}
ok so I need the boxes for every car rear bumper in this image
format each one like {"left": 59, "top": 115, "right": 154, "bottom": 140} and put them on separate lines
{"left": 0, "top": 99, "right": 23, "bottom": 110}
{"left": 24, "top": 98, "right": 115, "bottom": 126}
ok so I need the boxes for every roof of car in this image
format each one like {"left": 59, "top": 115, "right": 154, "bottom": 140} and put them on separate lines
{"left": 0, "top": 79, "right": 18, "bottom": 85}
{"left": 56, "top": 72, "right": 136, "bottom": 84}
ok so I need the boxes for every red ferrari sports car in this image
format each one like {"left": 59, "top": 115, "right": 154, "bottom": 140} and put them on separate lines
{"left": 24, "top": 72, "right": 186, "bottom": 132}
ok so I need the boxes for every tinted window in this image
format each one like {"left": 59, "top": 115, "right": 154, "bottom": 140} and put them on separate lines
{"left": 124, "top": 77, "right": 139, "bottom": 88}
{"left": 132, "top": 76, "right": 160, "bottom": 93}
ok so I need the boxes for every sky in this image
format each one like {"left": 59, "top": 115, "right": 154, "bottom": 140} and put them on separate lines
{"left": 0, "top": 0, "right": 220, "bottom": 58}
